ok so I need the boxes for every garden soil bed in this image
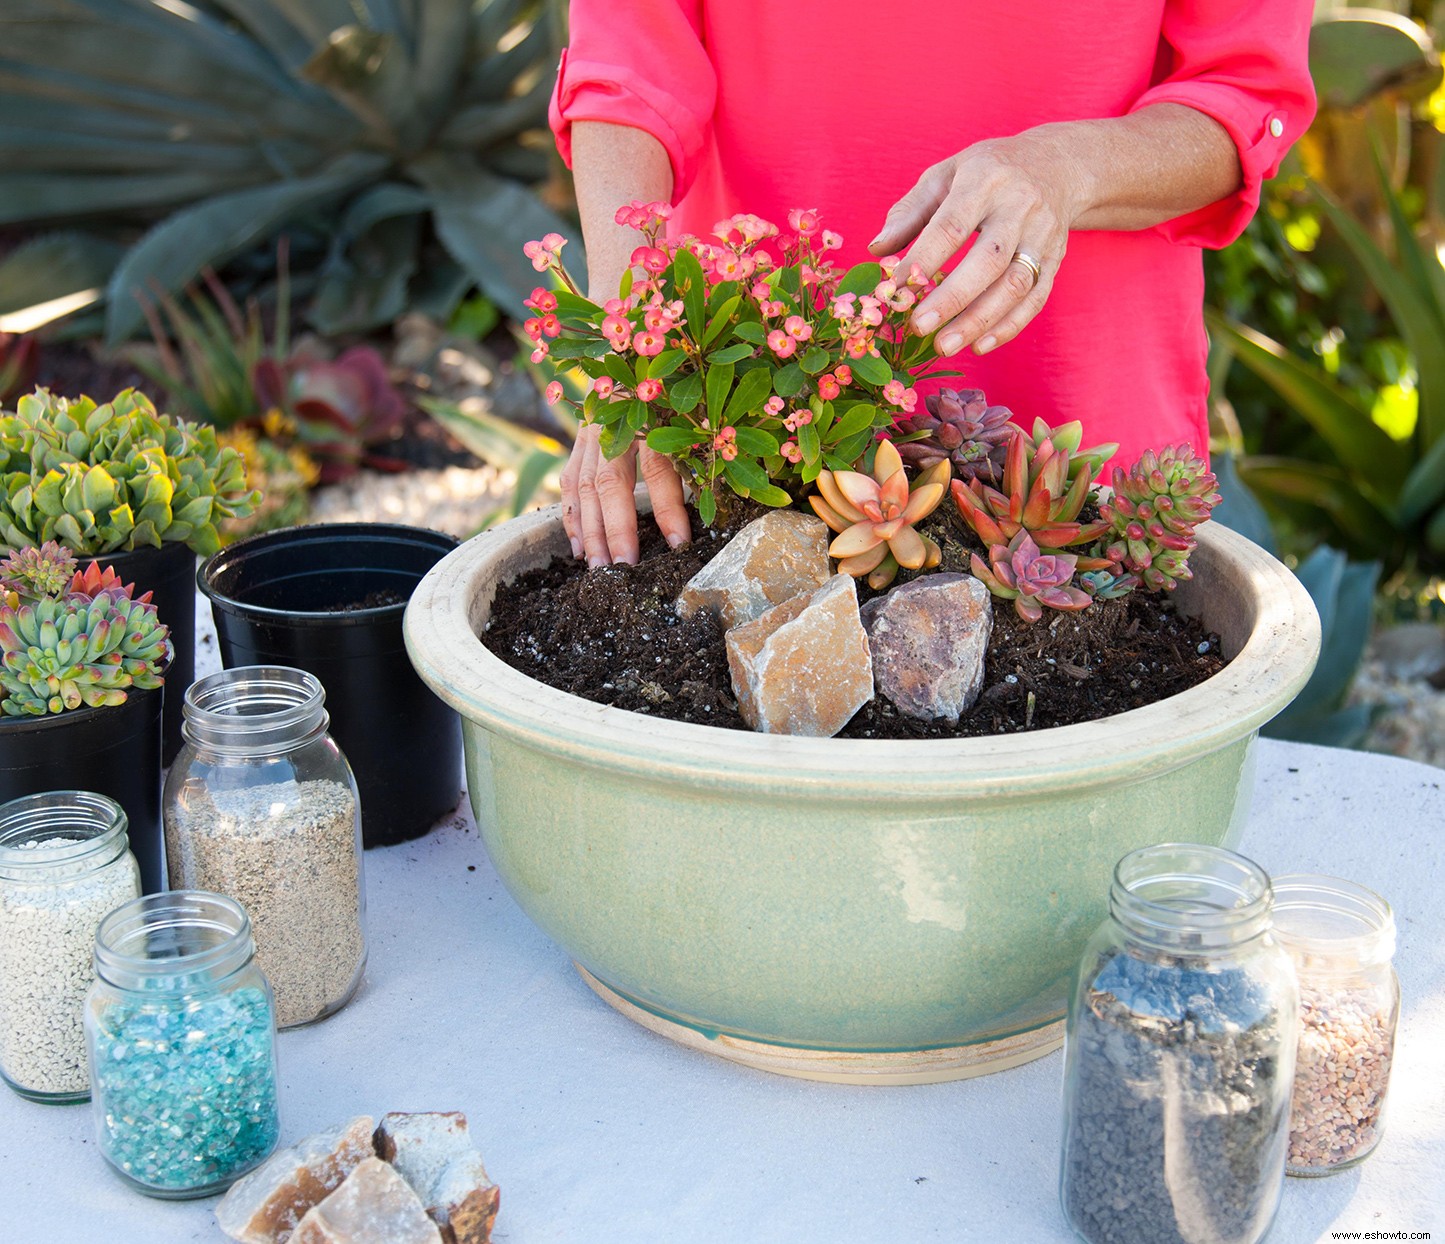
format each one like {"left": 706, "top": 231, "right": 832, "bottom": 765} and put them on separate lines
{"left": 483, "top": 504, "right": 1227, "bottom": 740}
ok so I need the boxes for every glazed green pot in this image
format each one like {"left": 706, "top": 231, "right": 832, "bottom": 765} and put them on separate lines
{"left": 404, "top": 508, "right": 1319, "bottom": 1083}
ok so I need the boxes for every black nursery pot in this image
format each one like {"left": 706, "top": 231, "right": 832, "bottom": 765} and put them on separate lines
{"left": 198, "top": 524, "right": 462, "bottom": 849}
{"left": 95, "top": 542, "right": 196, "bottom": 767}
{"left": 0, "top": 689, "right": 165, "bottom": 893}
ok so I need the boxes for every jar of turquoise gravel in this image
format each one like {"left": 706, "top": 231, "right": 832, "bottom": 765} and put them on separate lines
{"left": 84, "top": 890, "right": 280, "bottom": 1199}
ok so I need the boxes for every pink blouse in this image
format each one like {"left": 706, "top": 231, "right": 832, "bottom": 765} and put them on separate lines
{"left": 549, "top": 0, "right": 1315, "bottom": 472}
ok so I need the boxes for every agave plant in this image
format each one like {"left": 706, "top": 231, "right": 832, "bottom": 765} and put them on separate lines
{"left": 809, "top": 439, "right": 950, "bottom": 589}
{"left": 970, "top": 531, "right": 1091, "bottom": 623}
{"left": 951, "top": 420, "right": 1113, "bottom": 560}
{"left": 0, "top": 0, "right": 578, "bottom": 341}
{"left": 0, "top": 556, "right": 170, "bottom": 716}
{"left": 893, "top": 387, "right": 1016, "bottom": 486}
{"left": 1094, "top": 446, "right": 1220, "bottom": 592}
{"left": 0, "top": 389, "right": 259, "bottom": 556}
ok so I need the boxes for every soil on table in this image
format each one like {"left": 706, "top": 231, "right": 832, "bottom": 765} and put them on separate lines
{"left": 483, "top": 501, "right": 1227, "bottom": 740}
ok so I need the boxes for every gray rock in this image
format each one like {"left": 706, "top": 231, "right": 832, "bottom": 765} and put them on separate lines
{"left": 1371, "top": 622, "right": 1445, "bottom": 682}
{"left": 860, "top": 574, "right": 992, "bottom": 723}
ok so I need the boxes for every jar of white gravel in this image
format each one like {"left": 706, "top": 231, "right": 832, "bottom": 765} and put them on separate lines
{"left": 163, "top": 667, "right": 365, "bottom": 1028}
{"left": 0, "top": 791, "right": 140, "bottom": 1103}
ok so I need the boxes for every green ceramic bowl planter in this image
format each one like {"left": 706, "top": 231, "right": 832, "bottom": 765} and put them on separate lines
{"left": 404, "top": 508, "right": 1320, "bottom": 1083}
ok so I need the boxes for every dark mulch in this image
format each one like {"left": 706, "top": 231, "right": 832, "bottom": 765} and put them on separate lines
{"left": 482, "top": 503, "right": 1226, "bottom": 740}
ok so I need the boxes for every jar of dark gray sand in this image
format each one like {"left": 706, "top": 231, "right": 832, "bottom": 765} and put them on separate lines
{"left": 1059, "top": 843, "right": 1300, "bottom": 1244}
{"left": 0, "top": 791, "right": 140, "bottom": 1102}
{"left": 163, "top": 667, "right": 365, "bottom": 1028}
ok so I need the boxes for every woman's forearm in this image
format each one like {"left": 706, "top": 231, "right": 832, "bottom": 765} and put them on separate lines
{"left": 571, "top": 121, "right": 675, "bottom": 300}
{"left": 1022, "top": 103, "right": 1243, "bottom": 232}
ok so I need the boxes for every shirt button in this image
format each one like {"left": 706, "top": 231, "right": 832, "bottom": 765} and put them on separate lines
{"left": 1269, "top": 116, "right": 1284, "bottom": 138}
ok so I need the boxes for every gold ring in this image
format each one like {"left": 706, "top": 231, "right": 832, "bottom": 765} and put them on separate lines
{"left": 1011, "top": 250, "right": 1042, "bottom": 289}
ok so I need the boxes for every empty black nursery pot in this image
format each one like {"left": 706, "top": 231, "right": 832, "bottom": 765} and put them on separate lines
{"left": 0, "top": 688, "right": 165, "bottom": 893}
{"left": 96, "top": 541, "right": 197, "bottom": 768}
{"left": 198, "top": 524, "right": 462, "bottom": 849}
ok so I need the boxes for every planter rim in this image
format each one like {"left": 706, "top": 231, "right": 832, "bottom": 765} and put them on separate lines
{"left": 199, "top": 522, "right": 459, "bottom": 627}
{"left": 404, "top": 506, "right": 1321, "bottom": 799}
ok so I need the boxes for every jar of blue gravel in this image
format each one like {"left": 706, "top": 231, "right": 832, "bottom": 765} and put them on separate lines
{"left": 84, "top": 890, "right": 280, "bottom": 1199}
{"left": 1059, "top": 844, "right": 1300, "bottom": 1244}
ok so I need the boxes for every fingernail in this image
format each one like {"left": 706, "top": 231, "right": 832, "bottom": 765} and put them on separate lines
{"left": 570, "top": 538, "right": 582, "bottom": 558}
{"left": 588, "top": 555, "right": 607, "bottom": 569}
{"left": 975, "top": 335, "right": 997, "bottom": 355}
{"left": 938, "top": 333, "right": 962, "bottom": 356}
{"left": 869, "top": 233, "right": 886, "bottom": 248}
{"left": 667, "top": 530, "right": 690, "bottom": 549}
{"left": 914, "top": 311, "right": 939, "bottom": 335}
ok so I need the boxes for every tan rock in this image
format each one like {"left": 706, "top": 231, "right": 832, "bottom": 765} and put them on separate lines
{"left": 216, "top": 1115, "right": 376, "bottom": 1244}
{"left": 292, "top": 1157, "right": 442, "bottom": 1244}
{"left": 860, "top": 574, "right": 992, "bottom": 723}
{"left": 374, "top": 1113, "right": 499, "bottom": 1244}
{"left": 727, "top": 574, "right": 873, "bottom": 736}
{"left": 677, "top": 511, "right": 831, "bottom": 631}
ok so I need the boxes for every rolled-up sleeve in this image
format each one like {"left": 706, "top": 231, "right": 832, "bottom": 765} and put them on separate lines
{"left": 549, "top": 0, "right": 718, "bottom": 200}
{"left": 1130, "top": 0, "right": 1316, "bottom": 248}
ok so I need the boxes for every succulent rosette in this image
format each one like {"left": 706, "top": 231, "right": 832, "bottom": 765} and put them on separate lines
{"left": 970, "top": 531, "right": 1091, "bottom": 623}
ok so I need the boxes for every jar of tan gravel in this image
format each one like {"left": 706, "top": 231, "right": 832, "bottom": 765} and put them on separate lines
{"left": 163, "top": 667, "right": 365, "bottom": 1029}
{"left": 1272, "top": 874, "right": 1399, "bottom": 1177}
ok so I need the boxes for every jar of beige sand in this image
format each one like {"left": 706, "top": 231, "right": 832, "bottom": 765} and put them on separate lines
{"left": 1272, "top": 874, "right": 1399, "bottom": 1176}
{"left": 163, "top": 667, "right": 365, "bottom": 1028}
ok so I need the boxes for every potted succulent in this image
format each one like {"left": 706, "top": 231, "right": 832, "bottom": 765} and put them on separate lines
{"left": 0, "top": 543, "right": 171, "bottom": 892}
{"left": 0, "top": 389, "right": 260, "bottom": 763}
{"left": 403, "top": 209, "right": 1321, "bottom": 1083}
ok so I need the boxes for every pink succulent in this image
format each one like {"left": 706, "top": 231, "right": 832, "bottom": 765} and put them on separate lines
{"left": 970, "top": 531, "right": 1091, "bottom": 623}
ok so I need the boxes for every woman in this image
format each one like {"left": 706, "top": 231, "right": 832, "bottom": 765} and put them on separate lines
{"left": 549, "top": 0, "right": 1315, "bottom": 565}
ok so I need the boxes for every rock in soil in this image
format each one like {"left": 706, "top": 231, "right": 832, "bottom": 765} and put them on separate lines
{"left": 481, "top": 504, "right": 1225, "bottom": 740}
{"left": 677, "top": 509, "right": 832, "bottom": 631}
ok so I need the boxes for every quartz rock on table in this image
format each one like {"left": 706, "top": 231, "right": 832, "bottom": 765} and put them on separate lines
{"left": 291, "top": 1157, "right": 442, "bottom": 1244}
{"left": 726, "top": 574, "right": 873, "bottom": 737}
{"left": 375, "top": 1112, "right": 500, "bottom": 1244}
{"left": 677, "top": 510, "right": 832, "bottom": 632}
{"left": 860, "top": 573, "right": 993, "bottom": 723}
{"left": 216, "top": 1115, "right": 376, "bottom": 1244}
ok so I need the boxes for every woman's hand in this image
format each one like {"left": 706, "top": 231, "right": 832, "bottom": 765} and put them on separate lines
{"left": 560, "top": 426, "right": 692, "bottom": 566}
{"left": 870, "top": 131, "right": 1089, "bottom": 358}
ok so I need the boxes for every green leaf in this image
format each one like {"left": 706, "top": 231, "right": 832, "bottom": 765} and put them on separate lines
{"left": 849, "top": 353, "right": 893, "bottom": 386}
{"left": 830, "top": 402, "right": 881, "bottom": 441}
{"left": 674, "top": 248, "right": 708, "bottom": 343}
{"left": 646, "top": 426, "right": 704, "bottom": 454}
{"left": 832, "top": 430, "right": 874, "bottom": 466}
{"left": 0, "top": 232, "right": 125, "bottom": 320}
{"left": 1205, "top": 309, "right": 1409, "bottom": 501}
{"left": 799, "top": 420, "right": 821, "bottom": 464}
{"left": 733, "top": 322, "right": 768, "bottom": 345}
{"left": 1399, "top": 433, "right": 1445, "bottom": 522}
{"left": 724, "top": 456, "right": 770, "bottom": 492}
{"left": 648, "top": 349, "right": 687, "bottom": 379}
{"left": 749, "top": 484, "right": 794, "bottom": 507}
{"left": 705, "top": 363, "right": 735, "bottom": 424}
{"left": 697, "top": 488, "right": 716, "bottom": 525}
{"left": 734, "top": 427, "right": 779, "bottom": 457}
{"left": 773, "top": 363, "right": 806, "bottom": 397}
{"left": 598, "top": 421, "right": 632, "bottom": 460}
{"left": 548, "top": 338, "right": 612, "bottom": 360}
{"left": 708, "top": 342, "right": 755, "bottom": 365}
{"left": 669, "top": 371, "right": 703, "bottom": 414}
{"left": 625, "top": 400, "right": 649, "bottom": 433}
{"left": 722, "top": 367, "right": 775, "bottom": 425}
{"left": 603, "top": 354, "right": 634, "bottom": 386}
{"left": 703, "top": 295, "right": 741, "bottom": 347}
{"left": 1238, "top": 455, "right": 1399, "bottom": 547}
{"left": 836, "top": 261, "right": 883, "bottom": 297}
{"left": 799, "top": 347, "right": 830, "bottom": 375}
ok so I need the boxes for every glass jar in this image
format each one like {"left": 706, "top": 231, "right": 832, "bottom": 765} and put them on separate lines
{"left": 85, "top": 890, "right": 280, "bottom": 1198}
{"left": 1271, "top": 874, "right": 1399, "bottom": 1176}
{"left": 1059, "top": 844, "right": 1300, "bottom": 1244}
{"left": 163, "top": 666, "right": 366, "bottom": 1028}
{"left": 0, "top": 791, "right": 140, "bottom": 1103}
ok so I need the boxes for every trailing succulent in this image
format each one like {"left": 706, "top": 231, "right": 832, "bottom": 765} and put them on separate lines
{"left": 808, "top": 439, "right": 949, "bottom": 589}
{"left": 0, "top": 389, "right": 259, "bottom": 556}
{"left": 0, "top": 543, "right": 170, "bottom": 717}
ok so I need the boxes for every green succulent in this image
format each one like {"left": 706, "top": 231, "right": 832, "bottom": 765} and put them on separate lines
{"left": 0, "top": 540, "right": 78, "bottom": 603}
{"left": 0, "top": 562, "right": 170, "bottom": 716}
{"left": 1094, "top": 446, "right": 1221, "bottom": 592}
{"left": 0, "top": 389, "right": 260, "bottom": 556}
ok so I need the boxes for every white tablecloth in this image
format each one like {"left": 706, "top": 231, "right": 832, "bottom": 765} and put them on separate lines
{"left": 1, "top": 606, "right": 1441, "bottom": 1242}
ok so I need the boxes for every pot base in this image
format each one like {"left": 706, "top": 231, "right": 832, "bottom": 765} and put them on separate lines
{"left": 577, "top": 965, "right": 1064, "bottom": 1084}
